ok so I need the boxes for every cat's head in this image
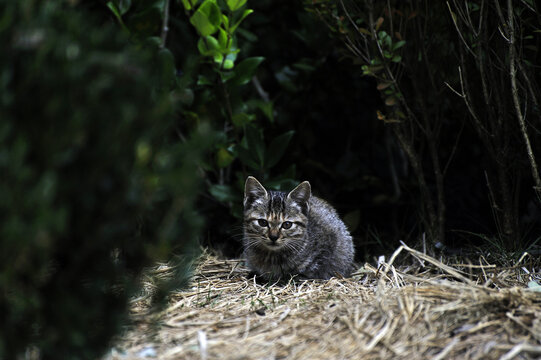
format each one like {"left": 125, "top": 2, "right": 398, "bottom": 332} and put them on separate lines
{"left": 243, "top": 176, "right": 311, "bottom": 250}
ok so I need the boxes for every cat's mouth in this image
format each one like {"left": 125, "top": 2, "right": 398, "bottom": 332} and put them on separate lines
{"left": 263, "top": 240, "right": 283, "bottom": 250}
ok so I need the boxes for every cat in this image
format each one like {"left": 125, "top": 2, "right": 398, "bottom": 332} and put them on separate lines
{"left": 242, "top": 176, "right": 355, "bottom": 281}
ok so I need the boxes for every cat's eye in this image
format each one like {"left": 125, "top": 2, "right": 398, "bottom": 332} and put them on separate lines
{"left": 257, "top": 219, "right": 269, "bottom": 227}
{"left": 281, "top": 221, "right": 293, "bottom": 229}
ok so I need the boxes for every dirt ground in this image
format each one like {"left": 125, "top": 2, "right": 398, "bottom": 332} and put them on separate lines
{"left": 106, "top": 244, "right": 541, "bottom": 359}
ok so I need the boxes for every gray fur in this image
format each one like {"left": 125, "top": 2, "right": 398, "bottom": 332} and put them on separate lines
{"left": 243, "top": 176, "right": 355, "bottom": 280}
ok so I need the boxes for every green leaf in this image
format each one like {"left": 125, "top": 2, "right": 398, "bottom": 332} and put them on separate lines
{"left": 236, "top": 27, "right": 257, "bottom": 41}
{"left": 114, "top": 0, "right": 131, "bottom": 15}
{"left": 223, "top": 59, "right": 234, "bottom": 70}
{"left": 235, "top": 145, "right": 259, "bottom": 169}
{"left": 256, "top": 101, "right": 274, "bottom": 123}
{"left": 232, "top": 113, "right": 255, "bottom": 127}
{"left": 179, "top": 0, "right": 199, "bottom": 10}
{"left": 391, "top": 54, "right": 402, "bottom": 63}
{"left": 136, "top": 141, "right": 152, "bottom": 166}
{"left": 126, "top": 5, "right": 161, "bottom": 37}
{"left": 106, "top": 2, "right": 123, "bottom": 23}
{"left": 217, "top": 28, "right": 231, "bottom": 51}
{"left": 265, "top": 130, "right": 294, "bottom": 168}
{"left": 221, "top": 14, "right": 229, "bottom": 29}
{"left": 226, "top": 0, "right": 247, "bottom": 11}
{"left": 157, "top": 48, "right": 176, "bottom": 87}
{"left": 209, "top": 184, "right": 237, "bottom": 202}
{"left": 213, "top": 53, "right": 224, "bottom": 64}
{"left": 392, "top": 40, "right": 406, "bottom": 51}
{"left": 216, "top": 51, "right": 238, "bottom": 69}
{"left": 245, "top": 126, "right": 264, "bottom": 167}
{"left": 228, "top": 56, "right": 264, "bottom": 86}
{"left": 197, "top": 74, "right": 214, "bottom": 86}
{"left": 190, "top": 0, "right": 222, "bottom": 36}
{"left": 216, "top": 148, "right": 235, "bottom": 168}
{"left": 144, "top": 36, "right": 162, "bottom": 49}
{"left": 230, "top": 9, "right": 253, "bottom": 33}
{"left": 197, "top": 35, "right": 220, "bottom": 56}
{"left": 213, "top": 52, "right": 236, "bottom": 69}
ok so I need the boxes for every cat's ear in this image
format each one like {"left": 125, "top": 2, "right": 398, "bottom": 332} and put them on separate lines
{"left": 244, "top": 176, "right": 268, "bottom": 208}
{"left": 287, "top": 181, "right": 311, "bottom": 206}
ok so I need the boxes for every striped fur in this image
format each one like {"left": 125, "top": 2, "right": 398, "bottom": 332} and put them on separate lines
{"left": 243, "top": 177, "right": 355, "bottom": 280}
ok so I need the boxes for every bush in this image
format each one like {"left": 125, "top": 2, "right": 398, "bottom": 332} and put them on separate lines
{"left": 307, "top": 0, "right": 541, "bottom": 251}
{"left": 0, "top": 2, "right": 208, "bottom": 358}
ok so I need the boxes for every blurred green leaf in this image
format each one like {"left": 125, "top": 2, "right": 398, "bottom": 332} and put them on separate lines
{"left": 228, "top": 56, "right": 264, "bottom": 86}
{"left": 266, "top": 130, "right": 294, "bottom": 168}
{"left": 235, "top": 145, "right": 259, "bottom": 169}
{"left": 126, "top": 5, "right": 161, "bottom": 37}
{"left": 256, "top": 100, "right": 274, "bottom": 123}
{"left": 392, "top": 40, "right": 406, "bottom": 51}
{"left": 216, "top": 148, "right": 235, "bottom": 168}
{"left": 136, "top": 140, "right": 152, "bottom": 166}
{"left": 213, "top": 52, "right": 224, "bottom": 64}
{"left": 221, "top": 14, "right": 229, "bottom": 29}
{"left": 190, "top": 0, "right": 222, "bottom": 36}
{"left": 244, "top": 125, "right": 264, "bottom": 167}
{"left": 113, "top": 0, "right": 132, "bottom": 15}
{"left": 217, "top": 28, "right": 230, "bottom": 50}
{"left": 226, "top": 0, "right": 247, "bottom": 11}
{"left": 157, "top": 48, "right": 175, "bottom": 87}
{"left": 232, "top": 113, "right": 255, "bottom": 127}
{"left": 230, "top": 9, "right": 253, "bottom": 33}
{"left": 197, "top": 35, "right": 220, "bottom": 56}
{"left": 216, "top": 51, "right": 238, "bottom": 69}
{"left": 179, "top": 0, "right": 199, "bottom": 11}
{"left": 106, "top": 2, "right": 125, "bottom": 25}
{"left": 0, "top": 3, "right": 211, "bottom": 357}
{"left": 197, "top": 74, "right": 214, "bottom": 86}
{"left": 275, "top": 65, "right": 299, "bottom": 92}
{"left": 222, "top": 59, "right": 234, "bottom": 69}
{"left": 209, "top": 184, "right": 237, "bottom": 202}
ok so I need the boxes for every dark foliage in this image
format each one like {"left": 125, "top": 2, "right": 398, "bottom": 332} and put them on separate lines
{"left": 0, "top": 1, "right": 208, "bottom": 358}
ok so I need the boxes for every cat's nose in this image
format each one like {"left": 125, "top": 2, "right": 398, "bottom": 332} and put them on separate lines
{"left": 269, "top": 231, "right": 279, "bottom": 242}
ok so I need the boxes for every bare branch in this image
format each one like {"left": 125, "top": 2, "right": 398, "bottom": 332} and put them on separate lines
{"left": 447, "top": 1, "right": 476, "bottom": 57}
{"left": 507, "top": 0, "right": 541, "bottom": 193}
{"left": 444, "top": 81, "right": 464, "bottom": 98}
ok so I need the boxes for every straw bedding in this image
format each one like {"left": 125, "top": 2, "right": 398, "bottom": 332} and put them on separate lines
{"left": 107, "top": 244, "right": 541, "bottom": 360}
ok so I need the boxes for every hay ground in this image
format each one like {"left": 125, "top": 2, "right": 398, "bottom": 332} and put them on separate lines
{"left": 107, "top": 244, "right": 541, "bottom": 360}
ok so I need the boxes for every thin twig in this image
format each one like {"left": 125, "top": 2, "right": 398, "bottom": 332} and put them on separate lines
{"left": 446, "top": 1, "right": 476, "bottom": 57}
{"left": 160, "top": 0, "right": 171, "bottom": 49}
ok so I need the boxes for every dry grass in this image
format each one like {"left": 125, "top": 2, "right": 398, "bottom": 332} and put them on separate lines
{"left": 107, "top": 244, "right": 541, "bottom": 360}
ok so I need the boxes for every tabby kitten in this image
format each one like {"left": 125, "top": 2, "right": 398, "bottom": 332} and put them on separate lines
{"left": 242, "top": 176, "right": 355, "bottom": 280}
